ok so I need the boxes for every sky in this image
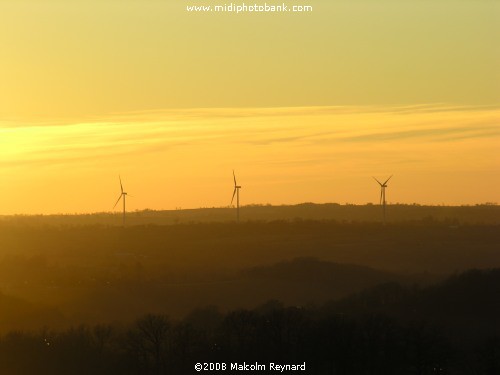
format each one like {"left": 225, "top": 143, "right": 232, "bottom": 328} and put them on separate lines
{"left": 0, "top": 0, "right": 499, "bottom": 214}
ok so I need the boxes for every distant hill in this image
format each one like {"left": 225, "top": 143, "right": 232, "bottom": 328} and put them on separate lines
{"left": 1, "top": 203, "right": 499, "bottom": 226}
{"left": 27, "top": 257, "right": 431, "bottom": 324}
{"left": 0, "top": 219, "right": 497, "bottom": 330}
{"left": 242, "top": 257, "right": 414, "bottom": 304}
{"left": 328, "top": 268, "right": 500, "bottom": 339}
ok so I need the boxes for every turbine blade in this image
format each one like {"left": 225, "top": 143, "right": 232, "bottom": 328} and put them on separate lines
{"left": 233, "top": 170, "right": 237, "bottom": 187}
{"left": 383, "top": 175, "right": 393, "bottom": 185}
{"left": 373, "top": 177, "right": 382, "bottom": 186}
{"left": 231, "top": 188, "right": 237, "bottom": 205}
{"left": 119, "top": 175, "right": 124, "bottom": 193}
{"left": 113, "top": 194, "right": 122, "bottom": 209}
{"left": 379, "top": 189, "right": 383, "bottom": 205}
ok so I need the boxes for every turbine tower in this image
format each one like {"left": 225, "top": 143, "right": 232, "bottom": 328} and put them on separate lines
{"left": 113, "top": 176, "right": 128, "bottom": 226}
{"left": 231, "top": 170, "right": 242, "bottom": 222}
{"left": 373, "top": 175, "right": 392, "bottom": 225}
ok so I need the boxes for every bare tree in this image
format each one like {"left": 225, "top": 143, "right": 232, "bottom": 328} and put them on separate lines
{"left": 128, "top": 314, "right": 171, "bottom": 374}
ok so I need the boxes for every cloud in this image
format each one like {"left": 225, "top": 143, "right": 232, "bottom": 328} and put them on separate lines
{"left": 338, "top": 125, "right": 500, "bottom": 143}
{"left": 1, "top": 105, "right": 498, "bottom": 171}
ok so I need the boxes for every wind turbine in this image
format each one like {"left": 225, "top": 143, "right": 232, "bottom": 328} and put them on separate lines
{"left": 231, "top": 170, "right": 242, "bottom": 222}
{"left": 373, "top": 175, "right": 392, "bottom": 225}
{"left": 113, "top": 176, "right": 128, "bottom": 226}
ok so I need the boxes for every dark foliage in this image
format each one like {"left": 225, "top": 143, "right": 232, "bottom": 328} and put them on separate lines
{"left": 0, "top": 269, "right": 498, "bottom": 374}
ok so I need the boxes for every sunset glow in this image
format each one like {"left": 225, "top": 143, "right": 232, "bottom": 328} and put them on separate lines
{"left": 0, "top": 0, "right": 498, "bottom": 214}
{"left": 0, "top": 105, "right": 498, "bottom": 214}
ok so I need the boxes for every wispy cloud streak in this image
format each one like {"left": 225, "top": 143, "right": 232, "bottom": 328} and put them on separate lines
{"left": 1, "top": 105, "right": 498, "bottom": 169}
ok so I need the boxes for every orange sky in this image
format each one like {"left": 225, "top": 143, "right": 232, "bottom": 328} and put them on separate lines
{"left": 0, "top": 1, "right": 498, "bottom": 214}
{"left": 0, "top": 105, "right": 498, "bottom": 214}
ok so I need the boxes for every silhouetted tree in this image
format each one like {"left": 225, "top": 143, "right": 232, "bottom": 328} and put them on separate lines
{"left": 127, "top": 314, "right": 171, "bottom": 375}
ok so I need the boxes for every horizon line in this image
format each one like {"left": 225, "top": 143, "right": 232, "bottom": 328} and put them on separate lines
{"left": 0, "top": 201, "right": 498, "bottom": 217}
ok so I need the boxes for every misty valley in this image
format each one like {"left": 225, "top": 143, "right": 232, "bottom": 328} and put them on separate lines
{"left": 0, "top": 207, "right": 499, "bottom": 374}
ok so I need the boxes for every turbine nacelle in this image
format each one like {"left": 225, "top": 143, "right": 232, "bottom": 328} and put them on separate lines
{"left": 232, "top": 170, "right": 241, "bottom": 187}
{"left": 114, "top": 176, "right": 130, "bottom": 226}
{"left": 373, "top": 175, "right": 392, "bottom": 224}
{"left": 373, "top": 175, "right": 392, "bottom": 188}
{"left": 231, "top": 170, "right": 243, "bottom": 205}
{"left": 231, "top": 171, "right": 242, "bottom": 222}
{"left": 231, "top": 187, "right": 241, "bottom": 205}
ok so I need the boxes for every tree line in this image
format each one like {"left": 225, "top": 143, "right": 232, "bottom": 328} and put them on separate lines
{"left": 1, "top": 269, "right": 498, "bottom": 374}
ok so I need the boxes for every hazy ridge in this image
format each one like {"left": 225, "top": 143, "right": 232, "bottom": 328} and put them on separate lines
{"left": 1, "top": 203, "right": 499, "bottom": 226}
{"left": 0, "top": 218, "right": 498, "bottom": 332}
